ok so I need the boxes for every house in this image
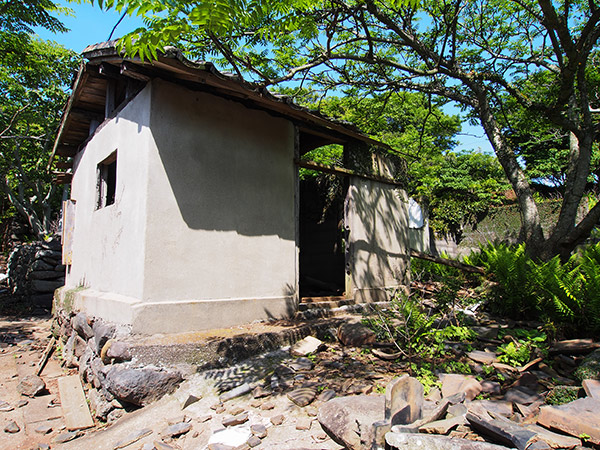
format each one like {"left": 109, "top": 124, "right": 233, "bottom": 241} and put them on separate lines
{"left": 51, "top": 41, "right": 410, "bottom": 334}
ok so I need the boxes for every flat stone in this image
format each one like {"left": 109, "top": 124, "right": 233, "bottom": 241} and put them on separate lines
{"left": 208, "top": 445, "right": 235, "bottom": 450}
{"left": 467, "top": 408, "right": 543, "bottom": 449}
{"left": 220, "top": 383, "right": 252, "bottom": 402}
{"left": 113, "top": 428, "right": 153, "bottom": 449}
{"left": 16, "top": 399, "right": 28, "bottom": 408}
{"left": 481, "top": 381, "right": 501, "bottom": 395}
{"left": 468, "top": 350, "right": 497, "bottom": 364}
{"left": 468, "top": 400, "right": 513, "bottom": 418}
{"left": 318, "top": 395, "right": 385, "bottom": 450}
{"left": 582, "top": 379, "right": 600, "bottom": 398}
{"left": 4, "top": 420, "right": 20, "bottom": 433}
{"left": 287, "top": 387, "right": 317, "bottom": 406}
{"left": 537, "top": 397, "right": 600, "bottom": 444}
{"left": 441, "top": 374, "right": 482, "bottom": 401}
{"left": 247, "top": 435, "right": 262, "bottom": 447}
{"left": 17, "top": 374, "right": 46, "bottom": 397}
{"left": 550, "top": 339, "right": 600, "bottom": 355}
{"left": 222, "top": 413, "right": 249, "bottom": 427}
{"left": 251, "top": 386, "right": 270, "bottom": 399}
{"left": 296, "top": 417, "right": 312, "bottom": 430}
{"left": 525, "top": 424, "right": 581, "bottom": 449}
{"left": 337, "top": 322, "right": 376, "bottom": 347}
{"left": 52, "top": 431, "right": 80, "bottom": 443}
{"left": 162, "top": 422, "right": 192, "bottom": 437}
{"left": 386, "top": 375, "right": 424, "bottom": 425}
{"left": 504, "top": 386, "right": 543, "bottom": 405}
{"left": 386, "top": 432, "right": 512, "bottom": 449}
{"left": 0, "top": 400, "right": 14, "bottom": 411}
{"left": 270, "top": 414, "right": 284, "bottom": 425}
{"left": 182, "top": 394, "right": 202, "bottom": 409}
{"left": 420, "top": 414, "right": 467, "bottom": 435}
{"left": 251, "top": 423, "right": 267, "bottom": 438}
{"left": 208, "top": 427, "right": 252, "bottom": 449}
{"left": 35, "top": 424, "right": 53, "bottom": 434}
{"left": 288, "top": 357, "right": 314, "bottom": 371}
{"left": 260, "top": 401, "right": 275, "bottom": 410}
{"left": 229, "top": 406, "right": 245, "bottom": 416}
{"left": 317, "top": 388, "right": 336, "bottom": 402}
{"left": 153, "top": 442, "right": 179, "bottom": 450}
{"left": 291, "top": 336, "right": 324, "bottom": 356}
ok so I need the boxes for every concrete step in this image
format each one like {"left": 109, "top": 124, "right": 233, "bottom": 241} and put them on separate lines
{"left": 295, "top": 301, "right": 391, "bottom": 320}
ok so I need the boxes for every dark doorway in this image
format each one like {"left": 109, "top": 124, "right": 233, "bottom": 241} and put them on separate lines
{"left": 299, "top": 176, "right": 347, "bottom": 298}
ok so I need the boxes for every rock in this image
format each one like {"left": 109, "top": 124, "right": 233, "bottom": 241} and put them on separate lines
{"left": 162, "top": 422, "right": 192, "bottom": 437}
{"left": 537, "top": 397, "right": 600, "bottom": 445}
{"left": 524, "top": 424, "right": 581, "bottom": 449}
{"left": 318, "top": 389, "right": 337, "bottom": 402}
{"left": 260, "top": 401, "right": 275, "bottom": 410}
{"left": 287, "top": 387, "right": 317, "bottom": 407}
{"left": 296, "top": 417, "right": 312, "bottom": 430}
{"left": 30, "top": 270, "right": 63, "bottom": 280}
{"left": 582, "top": 379, "right": 600, "bottom": 398}
{"left": 31, "top": 279, "right": 63, "bottom": 292}
{"left": 90, "top": 357, "right": 107, "bottom": 389}
{"left": 73, "top": 335, "right": 87, "bottom": 358}
{"left": 270, "top": 414, "right": 284, "bottom": 425}
{"left": 481, "top": 381, "right": 501, "bottom": 395}
{"left": 36, "top": 444, "right": 51, "bottom": 450}
{"left": 103, "top": 340, "right": 132, "bottom": 363}
{"left": 337, "top": 322, "right": 376, "bottom": 347}
{"left": 31, "top": 259, "right": 54, "bottom": 271}
{"left": 88, "top": 388, "right": 114, "bottom": 421}
{"left": 52, "top": 431, "right": 80, "bottom": 443}
{"left": 222, "top": 413, "right": 249, "bottom": 427}
{"left": 220, "top": 383, "right": 252, "bottom": 402}
{"left": 17, "top": 374, "right": 46, "bottom": 397}
{"left": 208, "top": 427, "right": 252, "bottom": 449}
{"left": 229, "top": 406, "right": 245, "bottom": 416}
{"left": 291, "top": 336, "right": 324, "bottom": 356}
{"left": 385, "top": 375, "right": 424, "bottom": 425}
{"left": 386, "top": 432, "right": 512, "bottom": 449}
{"left": 182, "top": 394, "right": 202, "bottom": 409}
{"left": 16, "top": 399, "right": 28, "bottom": 408}
{"left": 468, "top": 400, "right": 513, "bottom": 418}
{"left": 93, "top": 320, "right": 116, "bottom": 354}
{"left": 252, "top": 386, "right": 270, "bottom": 399}
{"left": 72, "top": 312, "right": 94, "bottom": 340}
{"left": 550, "top": 339, "right": 600, "bottom": 355}
{"left": 467, "top": 407, "right": 544, "bottom": 449}
{"left": 288, "top": 357, "right": 314, "bottom": 371}
{"left": 440, "top": 374, "right": 482, "bottom": 402}
{"left": 503, "top": 386, "right": 543, "bottom": 405}
{"left": 153, "top": 443, "right": 179, "bottom": 450}
{"left": 318, "top": 394, "right": 385, "bottom": 450}
{"left": 419, "top": 415, "right": 467, "bottom": 435}
{"left": 113, "top": 428, "right": 153, "bottom": 449}
{"left": 468, "top": 350, "right": 497, "bottom": 364}
{"left": 4, "top": 420, "right": 20, "bottom": 433}
{"left": 251, "top": 424, "right": 267, "bottom": 438}
{"left": 35, "top": 424, "right": 52, "bottom": 434}
{"left": 0, "top": 400, "right": 14, "bottom": 411}
{"left": 104, "top": 366, "right": 183, "bottom": 406}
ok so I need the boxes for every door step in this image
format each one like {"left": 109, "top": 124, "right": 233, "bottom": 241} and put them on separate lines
{"left": 295, "top": 297, "right": 391, "bottom": 320}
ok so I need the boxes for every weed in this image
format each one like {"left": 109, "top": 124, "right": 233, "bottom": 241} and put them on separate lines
{"left": 545, "top": 386, "right": 579, "bottom": 405}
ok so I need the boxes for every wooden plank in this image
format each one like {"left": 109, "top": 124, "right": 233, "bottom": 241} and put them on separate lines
{"left": 296, "top": 159, "right": 404, "bottom": 187}
{"left": 409, "top": 250, "right": 485, "bottom": 274}
{"left": 58, "top": 375, "right": 94, "bottom": 430}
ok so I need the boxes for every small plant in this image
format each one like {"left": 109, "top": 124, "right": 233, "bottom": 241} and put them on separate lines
{"left": 374, "top": 384, "right": 386, "bottom": 394}
{"left": 441, "top": 360, "right": 472, "bottom": 375}
{"left": 497, "top": 341, "right": 531, "bottom": 367}
{"left": 545, "top": 386, "right": 579, "bottom": 405}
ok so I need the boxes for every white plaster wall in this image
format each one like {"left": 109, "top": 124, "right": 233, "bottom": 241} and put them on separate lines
{"left": 143, "top": 79, "right": 297, "bottom": 303}
{"left": 66, "top": 85, "right": 152, "bottom": 299}
{"left": 346, "top": 178, "right": 410, "bottom": 301}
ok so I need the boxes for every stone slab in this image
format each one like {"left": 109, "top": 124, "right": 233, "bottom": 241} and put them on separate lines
{"left": 58, "top": 375, "right": 94, "bottom": 431}
{"left": 385, "top": 375, "right": 424, "bottom": 425}
{"left": 582, "top": 379, "right": 600, "bottom": 399}
{"left": 386, "top": 432, "right": 512, "bottom": 449}
{"left": 537, "top": 397, "right": 600, "bottom": 445}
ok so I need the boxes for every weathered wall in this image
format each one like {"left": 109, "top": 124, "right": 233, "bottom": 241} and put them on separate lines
{"left": 345, "top": 178, "right": 410, "bottom": 302}
{"left": 65, "top": 84, "right": 152, "bottom": 299}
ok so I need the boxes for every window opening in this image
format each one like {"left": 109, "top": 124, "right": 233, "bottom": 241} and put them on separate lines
{"left": 97, "top": 151, "right": 117, "bottom": 209}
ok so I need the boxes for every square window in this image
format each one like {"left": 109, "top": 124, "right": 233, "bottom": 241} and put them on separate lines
{"left": 97, "top": 151, "right": 117, "bottom": 209}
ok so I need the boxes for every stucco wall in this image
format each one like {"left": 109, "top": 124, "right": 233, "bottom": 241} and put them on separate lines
{"left": 143, "top": 79, "right": 297, "bottom": 304}
{"left": 346, "top": 178, "right": 409, "bottom": 301}
{"left": 66, "top": 84, "right": 152, "bottom": 299}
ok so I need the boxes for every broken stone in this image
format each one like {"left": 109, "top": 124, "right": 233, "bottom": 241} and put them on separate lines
{"left": 481, "top": 380, "right": 501, "bottom": 395}
{"left": 291, "top": 336, "right": 324, "bottom": 356}
{"left": 550, "top": 339, "right": 600, "bottom": 355}
{"left": 468, "top": 350, "right": 497, "bottom": 364}
{"left": 16, "top": 399, "right": 28, "bottom": 408}
{"left": 247, "top": 435, "right": 261, "bottom": 447}
{"left": 208, "top": 427, "right": 252, "bottom": 449}
{"left": 270, "top": 414, "right": 284, "bottom": 425}
{"left": 34, "top": 424, "right": 52, "bottom": 434}
{"left": 113, "top": 428, "right": 153, "bottom": 449}
{"left": 386, "top": 375, "right": 424, "bottom": 425}
{"left": 153, "top": 442, "right": 179, "bottom": 450}
{"left": 93, "top": 319, "right": 115, "bottom": 354}
{"left": 4, "top": 420, "right": 20, "bottom": 433}
{"left": 0, "top": 400, "right": 14, "bottom": 411}
{"left": 296, "top": 417, "right": 312, "bottom": 430}
{"left": 88, "top": 387, "right": 114, "bottom": 421}
{"left": 386, "top": 432, "right": 512, "bottom": 449}
{"left": 288, "top": 356, "right": 314, "bottom": 371}
{"left": 467, "top": 408, "right": 544, "bottom": 450}
{"left": 17, "top": 374, "right": 46, "bottom": 397}
{"left": 182, "top": 394, "right": 201, "bottom": 409}
{"left": 102, "top": 340, "right": 132, "bottom": 363}
{"left": 73, "top": 334, "right": 87, "bottom": 358}
{"left": 419, "top": 414, "right": 467, "bottom": 435}
{"left": 104, "top": 366, "right": 183, "bottom": 406}
{"left": 72, "top": 312, "right": 94, "bottom": 340}
{"left": 287, "top": 387, "right": 317, "bottom": 407}
{"left": 441, "top": 373, "right": 482, "bottom": 402}
{"left": 537, "top": 397, "right": 600, "bottom": 445}
{"left": 469, "top": 400, "right": 513, "bottom": 418}
{"left": 448, "top": 404, "right": 468, "bottom": 418}
{"left": 251, "top": 424, "right": 267, "bottom": 438}
{"left": 52, "top": 431, "right": 80, "bottom": 443}
{"left": 260, "top": 401, "right": 275, "bottom": 410}
{"left": 222, "top": 413, "right": 248, "bottom": 427}
{"left": 317, "top": 388, "right": 336, "bottom": 402}
{"left": 229, "top": 406, "right": 245, "bottom": 416}
{"left": 318, "top": 395, "right": 385, "bottom": 450}
{"left": 337, "top": 322, "right": 376, "bottom": 347}
{"left": 220, "top": 383, "right": 252, "bottom": 402}
{"left": 582, "top": 379, "right": 600, "bottom": 398}
{"left": 503, "top": 386, "right": 543, "bottom": 405}
{"left": 251, "top": 386, "right": 270, "bottom": 399}
{"left": 524, "top": 424, "right": 581, "bottom": 449}
{"left": 162, "top": 422, "right": 192, "bottom": 438}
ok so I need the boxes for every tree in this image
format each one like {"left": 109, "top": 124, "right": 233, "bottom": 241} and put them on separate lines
{"left": 98, "top": 0, "right": 599, "bottom": 260}
{"left": 0, "top": 1, "right": 78, "bottom": 237}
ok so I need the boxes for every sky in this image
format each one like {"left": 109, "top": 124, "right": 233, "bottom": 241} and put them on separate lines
{"left": 35, "top": 1, "right": 493, "bottom": 154}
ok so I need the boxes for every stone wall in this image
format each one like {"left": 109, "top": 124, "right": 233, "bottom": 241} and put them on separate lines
{"left": 6, "top": 237, "right": 65, "bottom": 307}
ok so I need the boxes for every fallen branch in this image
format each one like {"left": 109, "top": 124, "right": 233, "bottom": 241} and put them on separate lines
{"left": 410, "top": 250, "right": 485, "bottom": 274}
{"left": 36, "top": 336, "right": 56, "bottom": 376}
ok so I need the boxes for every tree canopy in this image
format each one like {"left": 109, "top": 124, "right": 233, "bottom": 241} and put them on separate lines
{"left": 94, "top": 0, "right": 600, "bottom": 259}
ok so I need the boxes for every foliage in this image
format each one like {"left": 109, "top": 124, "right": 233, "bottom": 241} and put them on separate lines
{"left": 573, "top": 349, "right": 600, "bottom": 381}
{"left": 471, "top": 242, "right": 600, "bottom": 336}
{"left": 545, "top": 386, "right": 580, "bottom": 405}
{"left": 497, "top": 341, "right": 531, "bottom": 367}
{"left": 0, "top": 36, "right": 79, "bottom": 237}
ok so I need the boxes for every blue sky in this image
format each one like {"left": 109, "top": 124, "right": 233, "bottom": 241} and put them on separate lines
{"left": 35, "top": 1, "right": 493, "bottom": 154}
